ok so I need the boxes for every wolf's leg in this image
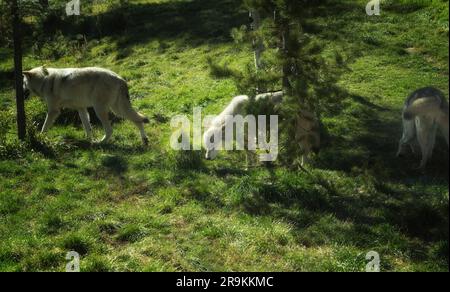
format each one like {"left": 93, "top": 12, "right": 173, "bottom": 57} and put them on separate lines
{"left": 397, "top": 118, "right": 416, "bottom": 157}
{"left": 302, "top": 154, "right": 311, "bottom": 166}
{"left": 133, "top": 121, "right": 149, "bottom": 145}
{"left": 440, "top": 121, "right": 449, "bottom": 146}
{"left": 426, "top": 123, "right": 438, "bottom": 161}
{"left": 78, "top": 109, "right": 93, "bottom": 140}
{"left": 301, "top": 154, "right": 309, "bottom": 167}
{"left": 416, "top": 118, "right": 434, "bottom": 169}
{"left": 94, "top": 108, "right": 113, "bottom": 144}
{"left": 41, "top": 109, "right": 60, "bottom": 133}
{"left": 409, "top": 144, "right": 416, "bottom": 155}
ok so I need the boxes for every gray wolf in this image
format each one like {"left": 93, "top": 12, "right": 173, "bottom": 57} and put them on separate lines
{"left": 396, "top": 87, "right": 449, "bottom": 169}
{"left": 203, "top": 91, "right": 319, "bottom": 166}
{"left": 23, "top": 66, "right": 149, "bottom": 145}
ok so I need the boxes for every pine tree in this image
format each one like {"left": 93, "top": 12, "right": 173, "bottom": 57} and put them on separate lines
{"left": 234, "top": 0, "right": 344, "bottom": 166}
{"left": 11, "top": 0, "right": 26, "bottom": 141}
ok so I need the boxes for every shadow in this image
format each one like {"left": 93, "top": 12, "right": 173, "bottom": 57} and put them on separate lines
{"left": 236, "top": 169, "right": 448, "bottom": 263}
{"left": 296, "top": 1, "right": 370, "bottom": 41}
{"left": 211, "top": 166, "right": 248, "bottom": 177}
{"left": 45, "top": 0, "right": 247, "bottom": 55}
{"left": 315, "top": 93, "right": 449, "bottom": 181}
{"left": 62, "top": 137, "right": 150, "bottom": 155}
{"left": 100, "top": 154, "right": 129, "bottom": 175}
{"left": 173, "top": 149, "right": 206, "bottom": 172}
{"left": 292, "top": 0, "right": 421, "bottom": 64}
{"left": 27, "top": 133, "right": 57, "bottom": 159}
{"left": 374, "top": 182, "right": 449, "bottom": 241}
{"left": 152, "top": 112, "right": 170, "bottom": 124}
{"left": 208, "top": 57, "right": 241, "bottom": 79}
{"left": 383, "top": 2, "right": 430, "bottom": 14}
{"left": 349, "top": 94, "right": 390, "bottom": 112}
{"left": 240, "top": 91, "right": 447, "bottom": 266}
{"left": 50, "top": 108, "right": 121, "bottom": 127}
{"left": 0, "top": 70, "right": 14, "bottom": 95}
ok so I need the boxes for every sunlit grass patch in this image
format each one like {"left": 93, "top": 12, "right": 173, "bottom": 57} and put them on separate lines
{"left": 0, "top": 0, "right": 448, "bottom": 271}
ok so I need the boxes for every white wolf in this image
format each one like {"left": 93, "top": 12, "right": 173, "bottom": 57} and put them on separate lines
{"left": 203, "top": 95, "right": 250, "bottom": 160}
{"left": 203, "top": 92, "right": 285, "bottom": 161}
{"left": 203, "top": 91, "right": 320, "bottom": 165}
{"left": 23, "top": 66, "right": 149, "bottom": 144}
{"left": 397, "top": 87, "right": 449, "bottom": 169}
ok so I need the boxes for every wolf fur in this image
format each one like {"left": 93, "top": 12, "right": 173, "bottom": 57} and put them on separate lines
{"left": 203, "top": 91, "right": 320, "bottom": 166}
{"left": 397, "top": 87, "right": 449, "bottom": 169}
{"left": 23, "top": 66, "right": 149, "bottom": 144}
{"left": 203, "top": 95, "right": 250, "bottom": 160}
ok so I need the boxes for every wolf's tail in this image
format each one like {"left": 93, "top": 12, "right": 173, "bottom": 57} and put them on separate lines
{"left": 112, "top": 84, "right": 150, "bottom": 124}
{"left": 403, "top": 97, "right": 445, "bottom": 120}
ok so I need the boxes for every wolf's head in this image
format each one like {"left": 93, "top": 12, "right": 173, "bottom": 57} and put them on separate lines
{"left": 22, "top": 66, "right": 49, "bottom": 100}
{"left": 203, "top": 127, "right": 220, "bottom": 160}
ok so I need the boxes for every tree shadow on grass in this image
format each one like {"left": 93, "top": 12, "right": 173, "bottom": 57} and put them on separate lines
{"left": 159, "top": 91, "right": 448, "bottom": 268}
{"left": 0, "top": 70, "right": 14, "bottom": 93}
{"left": 63, "top": 138, "right": 148, "bottom": 154}
{"left": 1, "top": 0, "right": 247, "bottom": 93}
{"left": 45, "top": 0, "right": 247, "bottom": 57}
{"left": 50, "top": 136, "right": 150, "bottom": 180}
{"left": 224, "top": 90, "right": 448, "bottom": 267}
{"left": 100, "top": 154, "right": 129, "bottom": 175}
{"left": 316, "top": 93, "right": 449, "bottom": 182}
{"left": 349, "top": 94, "right": 390, "bottom": 112}
{"left": 238, "top": 170, "right": 448, "bottom": 266}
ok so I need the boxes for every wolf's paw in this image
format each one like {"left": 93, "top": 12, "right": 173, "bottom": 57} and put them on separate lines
{"left": 142, "top": 137, "right": 149, "bottom": 146}
{"left": 95, "top": 136, "right": 111, "bottom": 145}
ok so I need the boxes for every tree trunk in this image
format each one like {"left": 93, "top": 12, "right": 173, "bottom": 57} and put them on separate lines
{"left": 11, "top": 0, "right": 26, "bottom": 140}
{"left": 250, "top": 9, "right": 263, "bottom": 71}
{"left": 281, "top": 23, "right": 292, "bottom": 94}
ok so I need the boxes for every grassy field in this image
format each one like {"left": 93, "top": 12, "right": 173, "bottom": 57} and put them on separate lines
{"left": 0, "top": 0, "right": 448, "bottom": 272}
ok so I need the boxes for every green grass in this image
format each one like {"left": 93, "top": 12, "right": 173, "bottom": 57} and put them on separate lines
{"left": 0, "top": 0, "right": 448, "bottom": 271}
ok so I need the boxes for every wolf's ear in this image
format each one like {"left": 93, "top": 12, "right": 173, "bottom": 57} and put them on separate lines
{"left": 42, "top": 65, "right": 49, "bottom": 76}
{"left": 22, "top": 71, "right": 32, "bottom": 78}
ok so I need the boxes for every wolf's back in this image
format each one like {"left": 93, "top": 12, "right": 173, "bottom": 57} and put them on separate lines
{"left": 403, "top": 98, "right": 445, "bottom": 120}
{"left": 403, "top": 87, "right": 448, "bottom": 120}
